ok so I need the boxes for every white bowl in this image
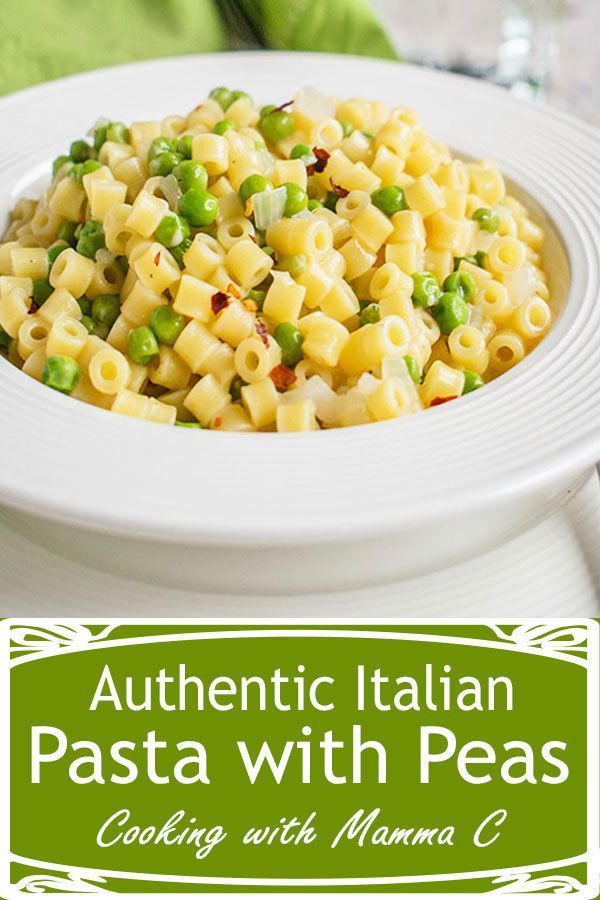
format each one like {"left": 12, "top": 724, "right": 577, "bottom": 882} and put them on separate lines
{"left": 1, "top": 52, "right": 599, "bottom": 595}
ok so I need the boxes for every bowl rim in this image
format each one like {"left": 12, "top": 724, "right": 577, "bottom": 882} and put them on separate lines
{"left": 1, "top": 51, "right": 600, "bottom": 545}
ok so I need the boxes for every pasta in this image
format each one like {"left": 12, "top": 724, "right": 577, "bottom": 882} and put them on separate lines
{"left": 0, "top": 85, "right": 553, "bottom": 431}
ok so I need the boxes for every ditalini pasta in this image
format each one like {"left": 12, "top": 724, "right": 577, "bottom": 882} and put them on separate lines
{"left": 0, "top": 86, "right": 552, "bottom": 431}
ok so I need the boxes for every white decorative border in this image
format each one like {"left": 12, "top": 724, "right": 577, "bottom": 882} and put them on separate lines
{"left": 0, "top": 618, "right": 598, "bottom": 899}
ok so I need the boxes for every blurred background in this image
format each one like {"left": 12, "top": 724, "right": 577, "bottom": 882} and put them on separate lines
{"left": 0, "top": 0, "right": 598, "bottom": 124}
{"left": 371, "top": 0, "right": 599, "bottom": 125}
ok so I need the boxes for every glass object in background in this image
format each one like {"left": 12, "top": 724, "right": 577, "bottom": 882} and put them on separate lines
{"left": 371, "top": 0, "right": 574, "bottom": 103}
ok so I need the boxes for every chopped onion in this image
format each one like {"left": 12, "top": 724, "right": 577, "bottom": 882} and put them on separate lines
{"left": 503, "top": 266, "right": 538, "bottom": 303}
{"left": 381, "top": 354, "right": 408, "bottom": 380}
{"left": 468, "top": 305, "right": 497, "bottom": 341}
{"left": 95, "top": 248, "right": 116, "bottom": 267}
{"left": 355, "top": 372, "right": 380, "bottom": 395}
{"left": 293, "top": 85, "right": 336, "bottom": 122}
{"left": 87, "top": 116, "right": 109, "bottom": 138}
{"left": 254, "top": 146, "right": 276, "bottom": 178}
{"left": 283, "top": 375, "right": 338, "bottom": 424}
{"left": 252, "top": 186, "right": 287, "bottom": 230}
{"left": 161, "top": 173, "right": 182, "bottom": 211}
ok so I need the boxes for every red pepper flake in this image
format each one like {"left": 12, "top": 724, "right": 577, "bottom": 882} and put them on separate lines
{"left": 273, "top": 99, "right": 294, "bottom": 113}
{"left": 249, "top": 234, "right": 258, "bottom": 244}
{"left": 28, "top": 301, "right": 39, "bottom": 315}
{"left": 227, "top": 282, "right": 242, "bottom": 299}
{"left": 329, "top": 177, "right": 349, "bottom": 198}
{"left": 306, "top": 146, "right": 330, "bottom": 176}
{"left": 213, "top": 416, "right": 222, "bottom": 428}
{"left": 210, "top": 291, "right": 230, "bottom": 315}
{"left": 430, "top": 395, "right": 458, "bottom": 407}
{"left": 153, "top": 251, "right": 161, "bottom": 266}
{"left": 255, "top": 320, "right": 270, "bottom": 347}
{"left": 270, "top": 364, "right": 297, "bottom": 391}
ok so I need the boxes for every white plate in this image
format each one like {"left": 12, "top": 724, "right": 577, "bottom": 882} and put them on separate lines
{"left": 3, "top": 467, "right": 599, "bottom": 615}
{"left": 0, "top": 53, "right": 599, "bottom": 593}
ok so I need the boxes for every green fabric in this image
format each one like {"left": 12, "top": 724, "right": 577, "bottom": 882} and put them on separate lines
{"left": 0, "top": 0, "right": 228, "bottom": 95}
{"left": 0, "top": 0, "right": 397, "bottom": 97}
{"left": 232, "top": 0, "right": 397, "bottom": 59}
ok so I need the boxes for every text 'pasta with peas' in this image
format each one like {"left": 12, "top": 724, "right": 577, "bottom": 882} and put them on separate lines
{"left": 0, "top": 85, "right": 552, "bottom": 431}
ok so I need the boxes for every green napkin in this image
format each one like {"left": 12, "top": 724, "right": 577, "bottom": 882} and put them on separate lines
{"left": 0, "top": 0, "right": 396, "bottom": 96}
{"left": 221, "top": 0, "right": 397, "bottom": 58}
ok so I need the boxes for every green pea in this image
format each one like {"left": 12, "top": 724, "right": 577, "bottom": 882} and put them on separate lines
{"left": 339, "top": 120, "right": 354, "bottom": 138}
{"left": 106, "top": 121, "right": 129, "bottom": 143}
{"left": 172, "top": 160, "right": 208, "bottom": 193}
{"left": 92, "top": 322, "right": 110, "bottom": 339}
{"left": 0, "top": 324, "right": 12, "bottom": 349}
{"left": 92, "top": 294, "right": 120, "bottom": 329}
{"left": 177, "top": 135, "right": 193, "bottom": 159}
{"left": 239, "top": 174, "right": 273, "bottom": 205}
{"left": 147, "top": 136, "right": 178, "bottom": 161}
{"left": 77, "top": 295, "right": 92, "bottom": 316}
{"left": 403, "top": 354, "right": 421, "bottom": 384}
{"left": 76, "top": 237, "right": 104, "bottom": 262}
{"left": 178, "top": 188, "right": 218, "bottom": 227}
{"left": 31, "top": 279, "right": 53, "bottom": 305}
{"left": 154, "top": 213, "right": 190, "bottom": 248}
{"left": 273, "top": 322, "right": 304, "bottom": 367}
{"left": 149, "top": 305, "right": 185, "bottom": 346}
{"left": 307, "top": 199, "right": 322, "bottom": 211}
{"left": 213, "top": 119, "right": 236, "bottom": 135}
{"left": 69, "top": 139, "right": 92, "bottom": 163}
{"left": 175, "top": 420, "right": 203, "bottom": 428}
{"left": 323, "top": 191, "right": 338, "bottom": 212}
{"left": 246, "top": 288, "right": 265, "bottom": 311}
{"left": 76, "top": 220, "right": 105, "bottom": 260}
{"left": 262, "top": 245, "right": 275, "bottom": 259}
{"left": 52, "top": 155, "right": 71, "bottom": 177}
{"left": 359, "top": 303, "right": 380, "bottom": 326}
{"left": 260, "top": 104, "right": 277, "bottom": 119}
{"left": 42, "top": 355, "right": 81, "bottom": 394}
{"left": 68, "top": 159, "right": 102, "bottom": 185}
{"left": 278, "top": 253, "right": 307, "bottom": 279}
{"left": 230, "top": 375, "right": 246, "bottom": 402}
{"left": 443, "top": 270, "right": 477, "bottom": 302}
{"left": 290, "top": 143, "right": 316, "bottom": 166}
{"left": 233, "top": 89, "right": 252, "bottom": 103}
{"left": 93, "top": 125, "right": 108, "bottom": 151}
{"left": 48, "top": 243, "right": 68, "bottom": 265}
{"left": 128, "top": 325, "right": 159, "bottom": 365}
{"left": 57, "top": 221, "right": 78, "bottom": 245}
{"left": 473, "top": 207, "right": 500, "bottom": 233}
{"left": 171, "top": 237, "right": 192, "bottom": 269}
{"left": 432, "top": 291, "right": 469, "bottom": 334}
{"left": 81, "top": 315, "right": 95, "bottom": 333}
{"left": 210, "top": 87, "right": 234, "bottom": 110}
{"left": 148, "top": 151, "right": 182, "bottom": 177}
{"left": 231, "top": 90, "right": 252, "bottom": 105}
{"left": 282, "top": 182, "right": 308, "bottom": 217}
{"left": 371, "top": 185, "right": 408, "bottom": 217}
{"left": 454, "top": 255, "right": 475, "bottom": 270}
{"left": 463, "top": 371, "right": 485, "bottom": 394}
{"left": 411, "top": 271, "right": 442, "bottom": 309}
{"left": 260, "top": 110, "right": 295, "bottom": 144}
